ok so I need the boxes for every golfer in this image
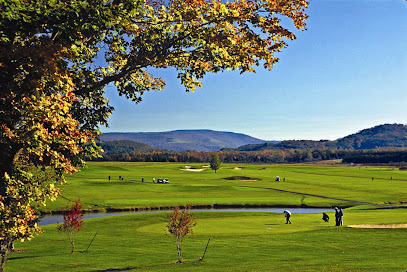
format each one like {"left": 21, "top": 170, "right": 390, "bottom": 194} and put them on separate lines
{"left": 334, "top": 207, "right": 339, "bottom": 226}
{"left": 339, "top": 208, "right": 344, "bottom": 226}
{"left": 283, "top": 210, "right": 291, "bottom": 224}
{"left": 322, "top": 212, "right": 329, "bottom": 222}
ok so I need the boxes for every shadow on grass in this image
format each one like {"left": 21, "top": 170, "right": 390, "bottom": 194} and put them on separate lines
{"left": 87, "top": 260, "right": 200, "bottom": 272}
{"left": 8, "top": 250, "right": 91, "bottom": 261}
{"left": 7, "top": 255, "right": 40, "bottom": 261}
{"left": 88, "top": 267, "right": 138, "bottom": 272}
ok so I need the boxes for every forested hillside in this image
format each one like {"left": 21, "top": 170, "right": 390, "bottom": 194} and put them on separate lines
{"left": 334, "top": 124, "right": 407, "bottom": 149}
{"left": 230, "top": 124, "right": 407, "bottom": 151}
{"left": 97, "top": 140, "right": 162, "bottom": 154}
{"left": 100, "top": 130, "right": 272, "bottom": 151}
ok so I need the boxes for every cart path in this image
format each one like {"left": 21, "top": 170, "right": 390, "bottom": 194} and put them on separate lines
{"left": 241, "top": 185, "right": 405, "bottom": 208}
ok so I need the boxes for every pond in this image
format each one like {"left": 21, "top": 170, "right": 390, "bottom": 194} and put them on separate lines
{"left": 38, "top": 207, "right": 334, "bottom": 226}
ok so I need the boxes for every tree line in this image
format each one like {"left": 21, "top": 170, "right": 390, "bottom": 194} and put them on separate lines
{"left": 91, "top": 148, "right": 407, "bottom": 164}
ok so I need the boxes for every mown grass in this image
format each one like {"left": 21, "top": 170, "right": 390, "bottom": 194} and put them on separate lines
{"left": 42, "top": 162, "right": 407, "bottom": 212}
{"left": 7, "top": 162, "right": 407, "bottom": 271}
{"left": 7, "top": 207, "right": 407, "bottom": 271}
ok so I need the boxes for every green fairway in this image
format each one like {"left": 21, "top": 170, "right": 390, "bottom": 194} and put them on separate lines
{"left": 43, "top": 162, "right": 407, "bottom": 212}
{"left": 7, "top": 207, "right": 407, "bottom": 271}
{"left": 6, "top": 162, "right": 407, "bottom": 271}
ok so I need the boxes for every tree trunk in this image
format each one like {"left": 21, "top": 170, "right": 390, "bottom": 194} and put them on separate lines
{"left": 69, "top": 232, "right": 75, "bottom": 253}
{"left": 7, "top": 242, "right": 13, "bottom": 252}
{"left": 0, "top": 237, "right": 12, "bottom": 272}
{"left": 176, "top": 236, "right": 182, "bottom": 263}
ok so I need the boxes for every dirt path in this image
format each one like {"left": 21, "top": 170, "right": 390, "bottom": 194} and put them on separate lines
{"left": 241, "top": 185, "right": 405, "bottom": 208}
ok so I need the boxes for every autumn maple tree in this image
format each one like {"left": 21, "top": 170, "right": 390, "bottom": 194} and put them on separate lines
{"left": 57, "top": 199, "right": 85, "bottom": 253}
{"left": 0, "top": 0, "right": 307, "bottom": 270}
{"left": 166, "top": 204, "right": 197, "bottom": 263}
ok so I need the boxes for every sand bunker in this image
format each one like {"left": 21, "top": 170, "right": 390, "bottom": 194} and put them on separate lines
{"left": 181, "top": 168, "right": 206, "bottom": 172}
{"left": 180, "top": 166, "right": 206, "bottom": 172}
{"left": 347, "top": 224, "right": 407, "bottom": 229}
{"left": 234, "top": 167, "right": 242, "bottom": 170}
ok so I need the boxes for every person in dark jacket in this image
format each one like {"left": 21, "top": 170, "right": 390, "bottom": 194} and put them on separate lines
{"left": 338, "top": 208, "right": 344, "bottom": 226}
{"left": 283, "top": 210, "right": 291, "bottom": 224}
{"left": 334, "top": 207, "right": 340, "bottom": 226}
{"left": 322, "top": 212, "right": 329, "bottom": 222}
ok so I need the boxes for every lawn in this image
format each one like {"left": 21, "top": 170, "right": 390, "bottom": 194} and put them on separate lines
{"left": 6, "top": 162, "right": 407, "bottom": 271}
{"left": 7, "top": 207, "right": 407, "bottom": 271}
{"left": 42, "top": 162, "right": 407, "bottom": 212}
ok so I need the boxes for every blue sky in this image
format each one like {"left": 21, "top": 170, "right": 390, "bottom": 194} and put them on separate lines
{"left": 102, "top": 0, "right": 407, "bottom": 141}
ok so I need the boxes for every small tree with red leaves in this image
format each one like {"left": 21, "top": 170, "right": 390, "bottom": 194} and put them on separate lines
{"left": 57, "top": 199, "right": 85, "bottom": 253}
{"left": 166, "top": 204, "right": 197, "bottom": 263}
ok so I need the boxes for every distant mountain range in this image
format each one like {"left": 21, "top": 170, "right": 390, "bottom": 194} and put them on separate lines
{"left": 230, "top": 124, "right": 407, "bottom": 151}
{"left": 99, "top": 130, "right": 274, "bottom": 152}
{"left": 99, "top": 124, "right": 407, "bottom": 153}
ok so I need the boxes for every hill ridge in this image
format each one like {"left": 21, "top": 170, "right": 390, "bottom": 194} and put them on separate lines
{"left": 232, "top": 123, "right": 407, "bottom": 151}
{"left": 100, "top": 124, "right": 407, "bottom": 152}
{"left": 100, "top": 129, "right": 274, "bottom": 152}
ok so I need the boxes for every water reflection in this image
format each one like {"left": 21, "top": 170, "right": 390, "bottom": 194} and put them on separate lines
{"left": 39, "top": 207, "right": 333, "bottom": 226}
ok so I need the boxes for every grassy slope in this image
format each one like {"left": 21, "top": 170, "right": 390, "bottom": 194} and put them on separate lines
{"left": 42, "top": 162, "right": 407, "bottom": 212}
{"left": 8, "top": 207, "right": 407, "bottom": 272}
